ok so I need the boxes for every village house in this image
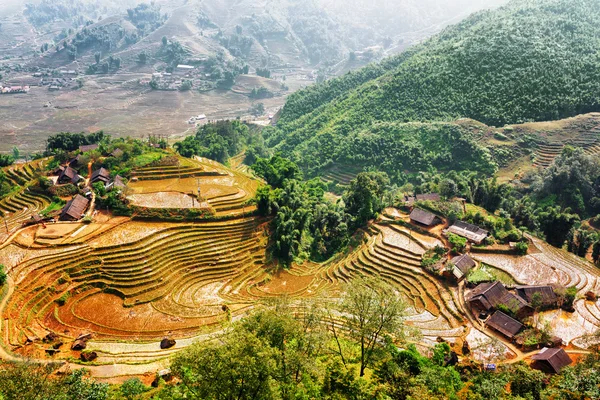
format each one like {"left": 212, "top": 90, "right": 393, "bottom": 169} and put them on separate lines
{"left": 69, "top": 154, "right": 84, "bottom": 168}
{"left": 446, "top": 221, "right": 489, "bottom": 244}
{"left": 0, "top": 85, "right": 30, "bottom": 94}
{"left": 58, "top": 166, "right": 82, "bottom": 185}
{"left": 60, "top": 195, "right": 90, "bottom": 221}
{"left": 105, "top": 175, "right": 126, "bottom": 192}
{"left": 449, "top": 253, "right": 476, "bottom": 281}
{"left": 111, "top": 148, "right": 124, "bottom": 158}
{"left": 485, "top": 310, "right": 523, "bottom": 339}
{"left": 409, "top": 208, "right": 441, "bottom": 227}
{"left": 90, "top": 167, "right": 110, "bottom": 185}
{"left": 531, "top": 347, "right": 572, "bottom": 373}
{"left": 515, "top": 285, "right": 558, "bottom": 308}
{"left": 468, "top": 281, "right": 532, "bottom": 319}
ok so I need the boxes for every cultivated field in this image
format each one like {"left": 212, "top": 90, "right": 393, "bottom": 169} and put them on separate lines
{"left": 2, "top": 163, "right": 600, "bottom": 377}
{"left": 0, "top": 75, "right": 299, "bottom": 154}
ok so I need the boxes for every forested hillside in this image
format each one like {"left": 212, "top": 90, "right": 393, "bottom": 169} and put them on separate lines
{"left": 271, "top": 0, "right": 600, "bottom": 176}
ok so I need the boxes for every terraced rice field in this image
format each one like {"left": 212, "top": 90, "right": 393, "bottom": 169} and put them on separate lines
{"left": 321, "top": 164, "right": 363, "bottom": 185}
{"left": 0, "top": 198, "right": 471, "bottom": 365}
{"left": 4, "top": 161, "right": 600, "bottom": 370}
{"left": 315, "top": 222, "right": 466, "bottom": 345}
{"left": 474, "top": 235, "right": 600, "bottom": 347}
{"left": 127, "top": 157, "right": 260, "bottom": 215}
{"left": 0, "top": 160, "right": 51, "bottom": 241}
{"left": 533, "top": 122, "right": 600, "bottom": 168}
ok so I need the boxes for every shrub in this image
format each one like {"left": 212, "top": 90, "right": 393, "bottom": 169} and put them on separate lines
{"left": 515, "top": 241, "right": 528, "bottom": 255}
{"left": 448, "top": 233, "right": 467, "bottom": 252}
{"left": 56, "top": 292, "right": 70, "bottom": 306}
{"left": 0, "top": 265, "right": 7, "bottom": 286}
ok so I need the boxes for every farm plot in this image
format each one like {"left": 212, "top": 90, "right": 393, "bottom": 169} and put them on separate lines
{"left": 127, "top": 192, "right": 208, "bottom": 209}
{"left": 2, "top": 217, "right": 272, "bottom": 359}
{"left": 318, "top": 222, "right": 465, "bottom": 344}
{"left": 127, "top": 157, "right": 260, "bottom": 215}
{"left": 0, "top": 160, "right": 51, "bottom": 240}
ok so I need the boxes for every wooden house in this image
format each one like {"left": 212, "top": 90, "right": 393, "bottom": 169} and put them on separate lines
{"left": 409, "top": 208, "right": 441, "bottom": 227}
{"left": 58, "top": 166, "right": 81, "bottom": 185}
{"left": 531, "top": 348, "right": 572, "bottom": 373}
{"left": 468, "top": 281, "right": 532, "bottom": 319}
{"left": 60, "top": 195, "right": 89, "bottom": 221}
{"left": 485, "top": 311, "right": 523, "bottom": 339}
{"left": 450, "top": 254, "right": 476, "bottom": 281}
{"left": 90, "top": 168, "right": 110, "bottom": 185}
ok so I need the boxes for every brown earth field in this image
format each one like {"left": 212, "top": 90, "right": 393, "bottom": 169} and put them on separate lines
{"left": 2, "top": 159, "right": 600, "bottom": 378}
{"left": 0, "top": 72, "right": 310, "bottom": 154}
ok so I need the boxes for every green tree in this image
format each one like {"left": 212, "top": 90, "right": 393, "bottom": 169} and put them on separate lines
{"left": 170, "top": 328, "right": 276, "bottom": 399}
{"left": 339, "top": 276, "right": 408, "bottom": 377}
{"left": 137, "top": 52, "right": 147, "bottom": 64}
{"left": 120, "top": 378, "right": 147, "bottom": 400}
{"left": 448, "top": 233, "right": 467, "bottom": 253}
{"left": 0, "top": 265, "right": 6, "bottom": 287}
{"left": 344, "top": 171, "right": 390, "bottom": 229}
{"left": 251, "top": 155, "right": 302, "bottom": 188}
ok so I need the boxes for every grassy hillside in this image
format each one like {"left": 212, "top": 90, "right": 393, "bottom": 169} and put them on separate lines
{"left": 270, "top": 0, "right": 600, "bottom": 176}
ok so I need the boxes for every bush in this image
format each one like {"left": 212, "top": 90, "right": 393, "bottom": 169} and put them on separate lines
{"left": 56, "top": 292, "right": 70, "bottom": 306}
{"left": 448, "top": 233, "right": 467, "bottom": 253}
{"left": 515, "top": 241, "right": 528, "bottom": 255}
{"left": 0, "top": 265, "right": 7, "bottom": 286}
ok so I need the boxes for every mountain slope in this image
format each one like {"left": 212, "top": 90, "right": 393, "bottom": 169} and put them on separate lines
{"left": 270, "top": 0, "right": 600, "bottom": 176}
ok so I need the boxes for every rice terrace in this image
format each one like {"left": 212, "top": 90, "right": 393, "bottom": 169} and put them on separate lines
{"left": 4, "top": 0, "right": 600, "bottom": 397}
{"left": 0, "top": 140, "right": 599, "bottom": 382}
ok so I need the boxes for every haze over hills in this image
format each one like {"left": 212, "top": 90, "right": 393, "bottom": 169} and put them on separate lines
{"left": 0, "top": 0, "right": 508, "bottom": 154}
{"left": 269, "top": 0, "right": 600, "bottom": 177}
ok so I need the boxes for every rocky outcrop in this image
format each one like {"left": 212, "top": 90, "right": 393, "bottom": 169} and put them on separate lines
{"left": 80, "top": 351, "right": 97, "bottom": 362}
{"left": 160, "top": 338, "right": 176, "bottom": 349}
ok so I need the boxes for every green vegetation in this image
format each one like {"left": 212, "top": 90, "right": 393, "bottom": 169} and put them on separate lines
{"left": 252, "top": 155, "right": 350, "bottom": 263}
{"left": 0, "top": 265, "right": 6, "bottom": 287}
{"left": 267, "top": 0, "right": 600, "bottom": 178}
{"left": 448, "top": 233, "right": 467, "bottom": 253}
{"left": 126, "top": 3, "right": 165, "bottom": 32}
{"left": 0, "top": 365, "right": 108, "bottom": 400}
{"left": 174, "top": 121, "right": 254, "bottom": 164}
{"left": 46, "top": 131, "right": 106, "bottom": 153}
{"left": 252, "top": 156, "right": 393, "bottom": 263}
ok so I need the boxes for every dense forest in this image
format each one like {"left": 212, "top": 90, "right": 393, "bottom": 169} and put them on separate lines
{"left": 269, "top": 0, "right": 600, "bottom": 178}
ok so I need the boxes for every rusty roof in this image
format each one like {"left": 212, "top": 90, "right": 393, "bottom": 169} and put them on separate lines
{"left": 409, "top": 208, "right": 439, "bottom": 226}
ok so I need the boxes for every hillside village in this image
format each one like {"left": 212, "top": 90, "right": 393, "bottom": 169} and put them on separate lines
{"left": 2, "top": 0, "right": 600, "bottom": 398}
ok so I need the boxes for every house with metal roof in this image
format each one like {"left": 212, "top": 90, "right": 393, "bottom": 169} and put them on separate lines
{"left": 515, "top": 285, "right": 558, "bottom": 308}
{"left": 450, "top": 254, "right": 476, "bottom": 281}
{"left": 446, "top": 221, "right": 489, "bottom": 244}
